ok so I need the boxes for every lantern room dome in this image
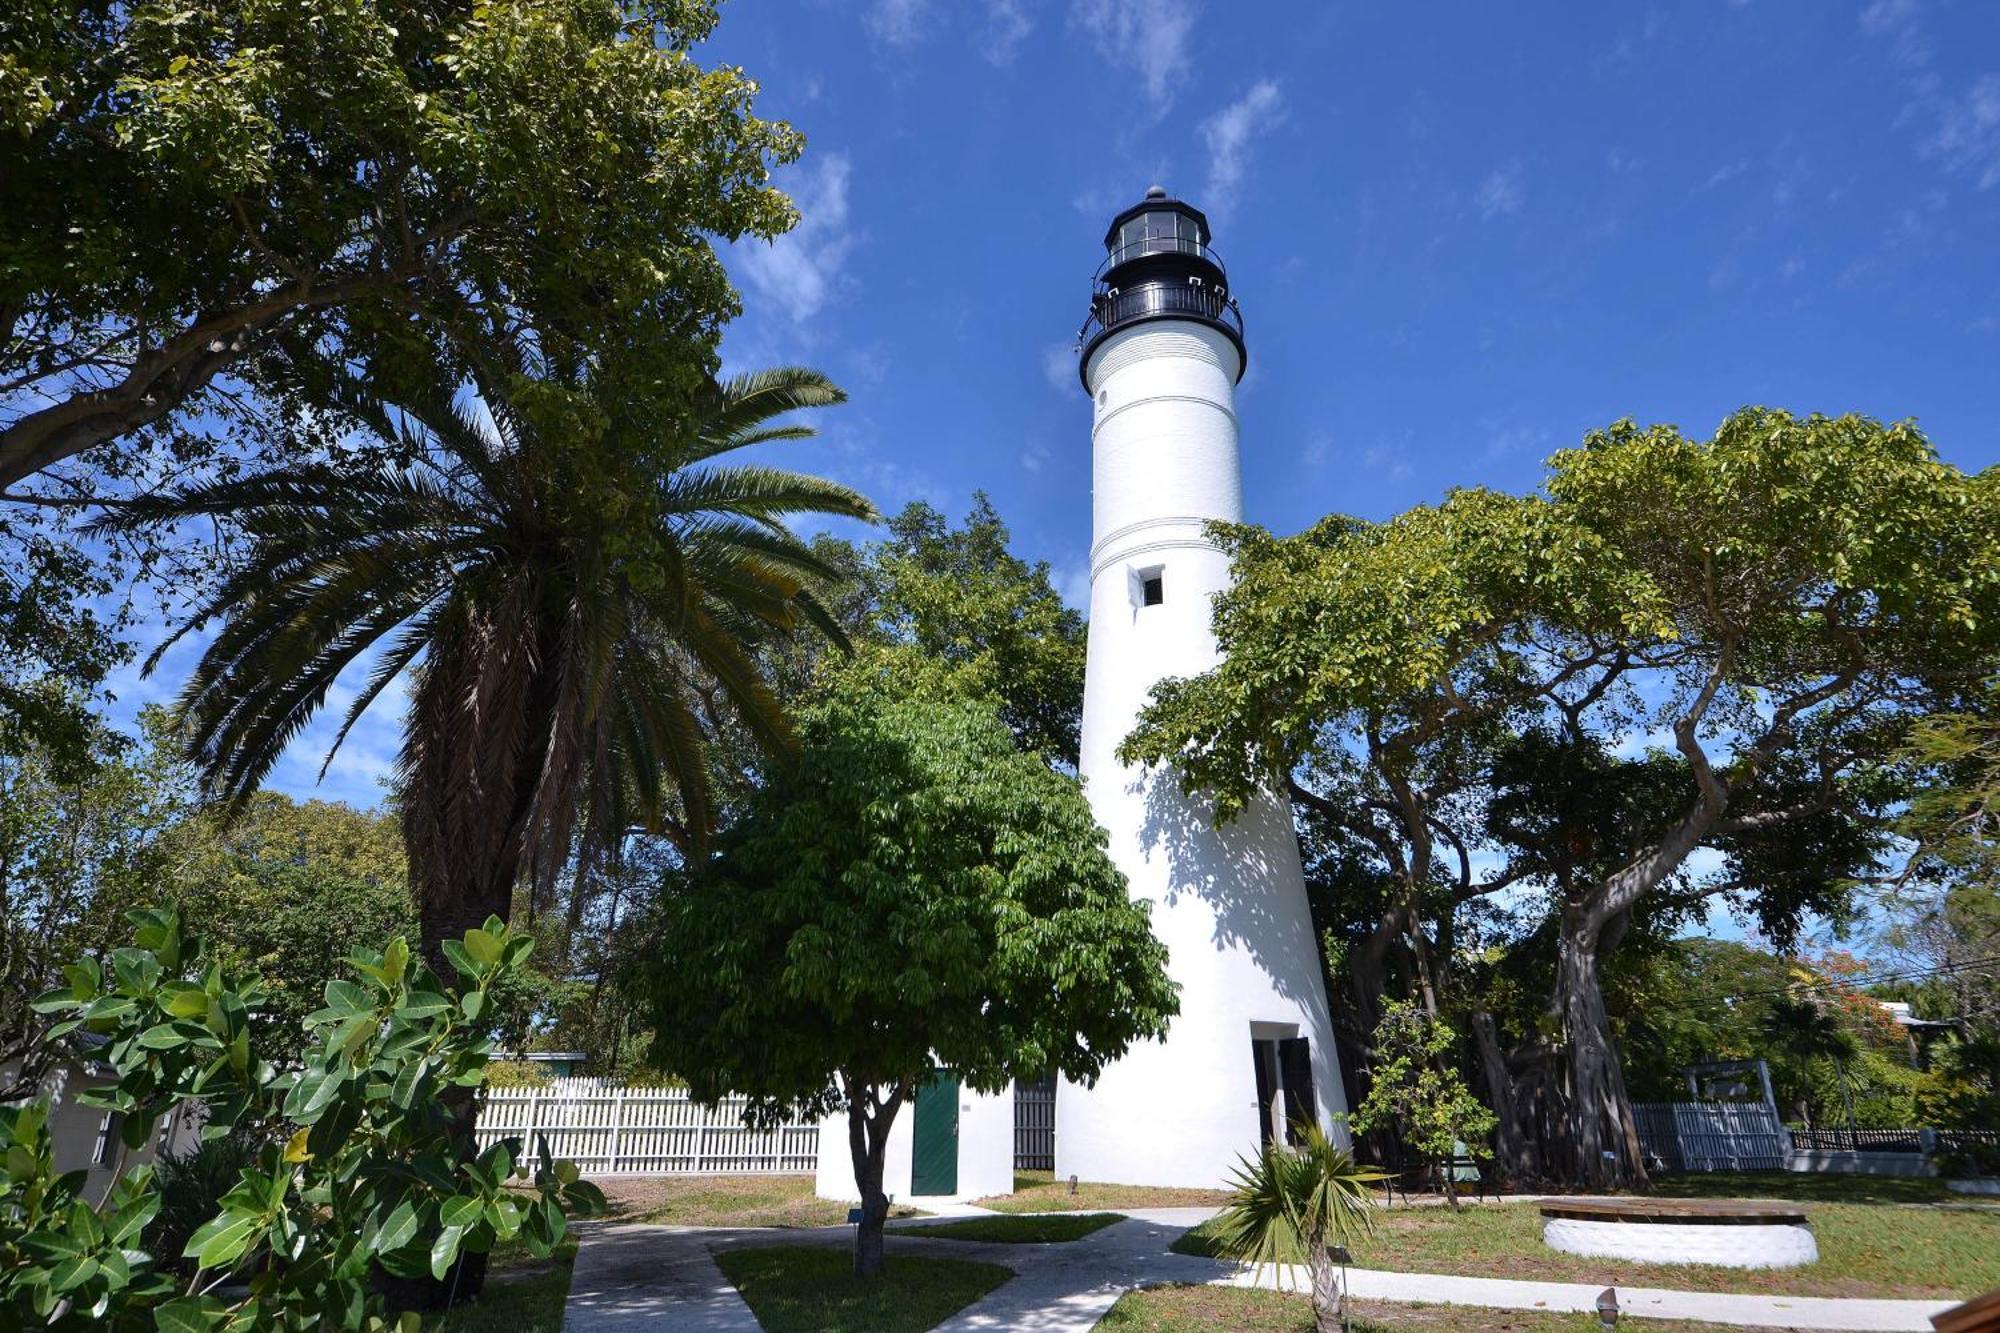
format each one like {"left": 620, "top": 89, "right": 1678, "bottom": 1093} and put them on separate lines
{"left": 1078, "top": 188, "right": 1245, "bottom": 389}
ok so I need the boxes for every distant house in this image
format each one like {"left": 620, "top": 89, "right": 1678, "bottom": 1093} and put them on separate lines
{"left": 1876, "top": 1000, "right": 1961, "bottom": 1068}
{"left": 4, "top": 1038, "right": 201, "bottom": 1204}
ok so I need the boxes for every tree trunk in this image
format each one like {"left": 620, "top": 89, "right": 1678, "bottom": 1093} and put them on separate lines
{"left": 1308, "top": 1235, "right": 1343, "bottom": 1333}
{"left": 1554, "top": 910, "right": 1648, "bottom": 1190}
{"left": 1470, "top": 1011, "right": 1541, "bottom": 1184}
{"left": 846, "top": 1077, "right": 906, "bottom": 1279}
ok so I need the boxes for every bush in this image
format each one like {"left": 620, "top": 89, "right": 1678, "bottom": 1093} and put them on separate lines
{"left": 1, "top": 907, "right": 603, "bottom": 1331}
{"left": 148, "top": 1129, "right": 270, "bottom": 1277}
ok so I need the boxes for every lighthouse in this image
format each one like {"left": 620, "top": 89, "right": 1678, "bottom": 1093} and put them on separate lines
{"left": 1056, "top": 188, "right": 1348, "bottom": 1189}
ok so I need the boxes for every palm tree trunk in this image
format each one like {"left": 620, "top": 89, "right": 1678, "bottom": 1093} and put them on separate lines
{"left": 1308, "top": 1235, "right": 1343, "bottom": 1333}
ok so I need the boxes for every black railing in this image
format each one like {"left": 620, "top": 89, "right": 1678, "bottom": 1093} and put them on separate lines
{"left": 1095, "top": 235, "right": 1230, "bottom": 280}
{"left": 1077, "top": 279, "right": 1244, "bottom": 350}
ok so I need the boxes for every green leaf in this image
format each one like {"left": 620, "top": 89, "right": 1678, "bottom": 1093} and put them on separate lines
{"left": 440, "top": 1195, "right": 482, "bottom": 1230}
{"left": 154, "top": 1295, "right": 228, "bottom": 1332}
{"left": 184, "top": 1211, "right": 263, "bottom": 1271}
{"left": 373, "top": 1200, "right": 420, "bottom": 1253}
{"left": 429, "top": 1224, "right": 465, "bottom": 1280}
{"left": 460, "top": 927, "right": 502, "bottom": 969}
{"left": 459, "top": 989, "right": 486, "bottom": 1022}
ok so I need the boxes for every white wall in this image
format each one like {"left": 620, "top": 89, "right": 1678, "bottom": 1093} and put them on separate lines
{"left": 7, "top": 1058, "right": 201, "bottom": 1204}
{"left": 814, "top": 1080, "right": 1013, "bottom": 1205}
{"left": 1058, "top": 319, "right": 1348, "bottom": 1190}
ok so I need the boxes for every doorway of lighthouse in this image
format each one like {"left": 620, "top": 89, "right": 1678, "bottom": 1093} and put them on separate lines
{"left": 911, "top": 1072, "right": 960, "bottom": 1195}
{"left": 1250, "top": 1031, "right": 1315, "bottom": 1148}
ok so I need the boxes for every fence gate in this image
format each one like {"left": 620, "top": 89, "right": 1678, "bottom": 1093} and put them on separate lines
{"left": 475, "top": 1079, "right": 819, "bottom": 1177}
{"left": 1633, "top": 1101, "right": 1788, "bottom": 1172}
{"left": 1015, "top": 1075, "right": 1055, "bottom": 1171}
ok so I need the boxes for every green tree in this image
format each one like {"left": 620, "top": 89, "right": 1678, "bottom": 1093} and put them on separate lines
{"left": 0, "top": 0, "right": 799, "bottom": 490}
{"left": 1347, "top": 1001, "right": 1496, "bottom": 1207}
{"left": 167, "top": 794, "right": 417, "bottom": 1037}
{"left": 867, "top": 495, "right": 1088, "bottom": 765}
{"left": 0, "top": 707, "right": 187, "bottom": 1100}
{"left": 634, "top": 662, "right": 1177, "bottom": 1276}
{"left": 1124, "top": 409, "right": 2000, "bottom": 1188}
{"left": 101, "top": 366, "right": 870, "bottom": 964}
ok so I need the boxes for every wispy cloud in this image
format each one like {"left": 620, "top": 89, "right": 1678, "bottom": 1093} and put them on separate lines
{"left": 1020, "top": 443, "right": 1051, "bottom": 474}
{"left": 1072, "top": 0, "right": 1197, "bottom": 112}
{"left": 863, "top": 0, "right": 929, "bottom": 49}
{"left": 1699, "top": 159, "right": 1749, "bottom": 191}
{"left": 1200, "top": 80, "right": 1284, "bottom": 221}
{"left": 1859, "top": 0, "right": 1932, "bottom": 70}
{"left": 1474, "top": 161, "right": 1525, "bottom": 219}
{"left": 1928, "top": 75, "right": 2000, "bottom": 190}
{"left": 733, "top": 153, "right": 855, "bottom": 324}
{"left": 980, "top": 0, "right": 1032, "bottom": 64}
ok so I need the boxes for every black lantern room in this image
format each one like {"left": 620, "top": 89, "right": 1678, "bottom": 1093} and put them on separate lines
{"left": 1076, "top": 186, "right": 1246, "bottom": 390}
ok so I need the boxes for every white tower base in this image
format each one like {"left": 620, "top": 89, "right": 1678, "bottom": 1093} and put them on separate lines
{"left": 1058, "top": 308, "right": 1347, "bottom": 1190}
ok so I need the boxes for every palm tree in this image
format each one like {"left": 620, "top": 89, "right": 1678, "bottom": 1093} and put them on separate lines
{"left": 1206, "top": 1124, "right": 1385, "bottom": 1333}
{"left": 101, "top": 366, "right": 873, "bottom": 961}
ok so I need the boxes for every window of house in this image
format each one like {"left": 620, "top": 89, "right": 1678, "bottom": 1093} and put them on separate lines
{"left": 92, "top": 1110, "right": 123, "bottom": 1166}
{"left": 1141, "top": 573, "right": 1164, "bottom": 606}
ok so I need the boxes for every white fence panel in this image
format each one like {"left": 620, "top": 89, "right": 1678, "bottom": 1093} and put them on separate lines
{"left": 475, "top": 1078, "right": 820, "bottom": 1177}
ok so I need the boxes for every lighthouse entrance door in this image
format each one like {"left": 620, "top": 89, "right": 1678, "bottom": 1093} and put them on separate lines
{"left": 1251, "top": 1032, "right": 1316, "bottom": 1148}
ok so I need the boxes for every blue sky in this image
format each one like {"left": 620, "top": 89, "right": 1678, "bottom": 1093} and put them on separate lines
{"left": 116, "top": 0, "right": 2000, "bottom": 835}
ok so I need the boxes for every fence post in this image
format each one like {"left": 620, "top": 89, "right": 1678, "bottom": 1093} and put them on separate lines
{"left": 607, "top": 1086, "right": 624, "bottom": 1175}
{"left": 523, "top": 1089, "right": 539, "bottom": 1174}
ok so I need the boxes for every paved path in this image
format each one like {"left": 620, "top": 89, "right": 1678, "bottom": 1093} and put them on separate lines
{"left": 563, "top": 1207, "right": 1961, "bottom": 1332}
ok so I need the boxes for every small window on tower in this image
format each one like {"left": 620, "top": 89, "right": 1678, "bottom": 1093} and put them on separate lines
{"left": 1141, "top": 573, "right": 1164, "bottom": 606}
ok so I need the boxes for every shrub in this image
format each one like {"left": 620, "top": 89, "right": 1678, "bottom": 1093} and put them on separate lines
{"left": 2, "top": 907, "right": 602, "bottom": 1330}
{"left": 148, "top": 1129, "right": 270, "bottom": 1278}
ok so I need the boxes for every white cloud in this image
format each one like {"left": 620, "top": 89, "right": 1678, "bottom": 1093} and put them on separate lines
{"left": 1072, "top": 0, "right": 1197, "bottom": 112}
{"left": 733, "top": 153, "right": 855, "bottom": 324}
{"left": 1859, "top": 0, "right": 1931, "bottom": 69}
{"left": 1020, "top": 443, "right": 1051, "bottom": 474}
{"left": 863, "top": 0, "right": 930, "bottom": 48}
{"left": 1200, "top": 80, "right": 1284, "bottom": 220}
{"left": 1474, "top": 161, "right": 1525, "bottom": 219}
{"left": 1928, "top": 75, "right": 2000, "bottom": 190}
{"left": 981, "top": 0, "right": 1033, "bottom": 64}
{"left": 1699, "top": 159, "right": 1749, "bottom": 191}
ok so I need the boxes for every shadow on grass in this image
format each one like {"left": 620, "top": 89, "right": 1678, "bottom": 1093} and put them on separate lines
{"left": 714, "top": 1245, "right": 1012, "bottom": 1333}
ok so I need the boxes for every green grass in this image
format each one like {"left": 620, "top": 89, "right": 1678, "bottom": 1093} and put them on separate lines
{"left": 896, "top": 1211, "right": 1125, "bottom": 1243}
{"left": 1097, "top": 1285, "right": 1732, "bottom": 1331}
{"left": 428, "top": 1237, "right": 579, "bottom": 1333}
{"left": 714, "top": 1244, "right": 1012, "bottom": 1333}
{"left": 1169, "top": 1199, "right": 2000, "bottom": 1299}
{"left": 975, "top": 1170, "right": 1231, "bottom": 1214}
{"left": 591, "top": 1173, "right": 921, "bottom": 1228}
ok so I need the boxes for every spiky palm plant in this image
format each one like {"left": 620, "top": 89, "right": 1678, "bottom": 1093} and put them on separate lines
{"left": 101, "top": 367, "right": 873, "bottom": 959}
{"left": 1207, "top": 1124, "right": 1384, "bottom": 1333}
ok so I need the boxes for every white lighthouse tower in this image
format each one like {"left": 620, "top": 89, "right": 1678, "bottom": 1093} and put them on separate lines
{"left": 1056, "top": 188, "right": 1348, "bottom": 1189}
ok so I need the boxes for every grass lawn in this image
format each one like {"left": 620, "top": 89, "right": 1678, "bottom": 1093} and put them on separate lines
{"left": 428, "top": 1237, "right": 579, "bottom": 1333}
{"left": 1170, "top": 1199, "right": 2000, "bottom": 1299}
{"left": 975, "top": 1170, "right": 1232, "bottom": 1214}
{"left": 714, "top": 1244, "right": 1012, "bottom": 1333}
{"left": 1097, "top": 1285, "right": 1731, "bottom": 1331}
{"left": 593, "top": 1173, "right": 921, "bottom": 1228}
{"left": 896, "top": 1211, "right": 1126, "bottom": 1243}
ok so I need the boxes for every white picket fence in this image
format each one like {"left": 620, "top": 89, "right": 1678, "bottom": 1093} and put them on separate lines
{"left": 1633, "top": 1101, "right": 1790, "bottom": 1172}
{"left": 475, "top": 1078, "right": 820, "bottom": 1177}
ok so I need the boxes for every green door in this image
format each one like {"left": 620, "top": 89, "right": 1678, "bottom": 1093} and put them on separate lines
{"left": 910, "top": 1072, "right": 960, "bottom": 1196}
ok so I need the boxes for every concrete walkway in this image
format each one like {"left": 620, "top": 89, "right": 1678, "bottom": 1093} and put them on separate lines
{"left": 563, "top": 1207, "right": 1962, "bottom": 1332}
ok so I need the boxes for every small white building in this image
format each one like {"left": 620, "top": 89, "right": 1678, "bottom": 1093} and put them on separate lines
{"left": 5, "top": 1041, "right": 201, "bottom": 1204}
{"left": 812, "top": 1077, "right": 1013, "bottom": 1207}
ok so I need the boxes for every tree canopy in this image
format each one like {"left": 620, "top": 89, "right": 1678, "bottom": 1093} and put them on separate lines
{"left": 1123, "top": 408, "right": 2000, "bottom": 1187}
{"left": 1, "top": 0, "right": 800, "bottom": 489}
{"left": 635, "top": 661, "right": 1175, "bottom": 1273}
